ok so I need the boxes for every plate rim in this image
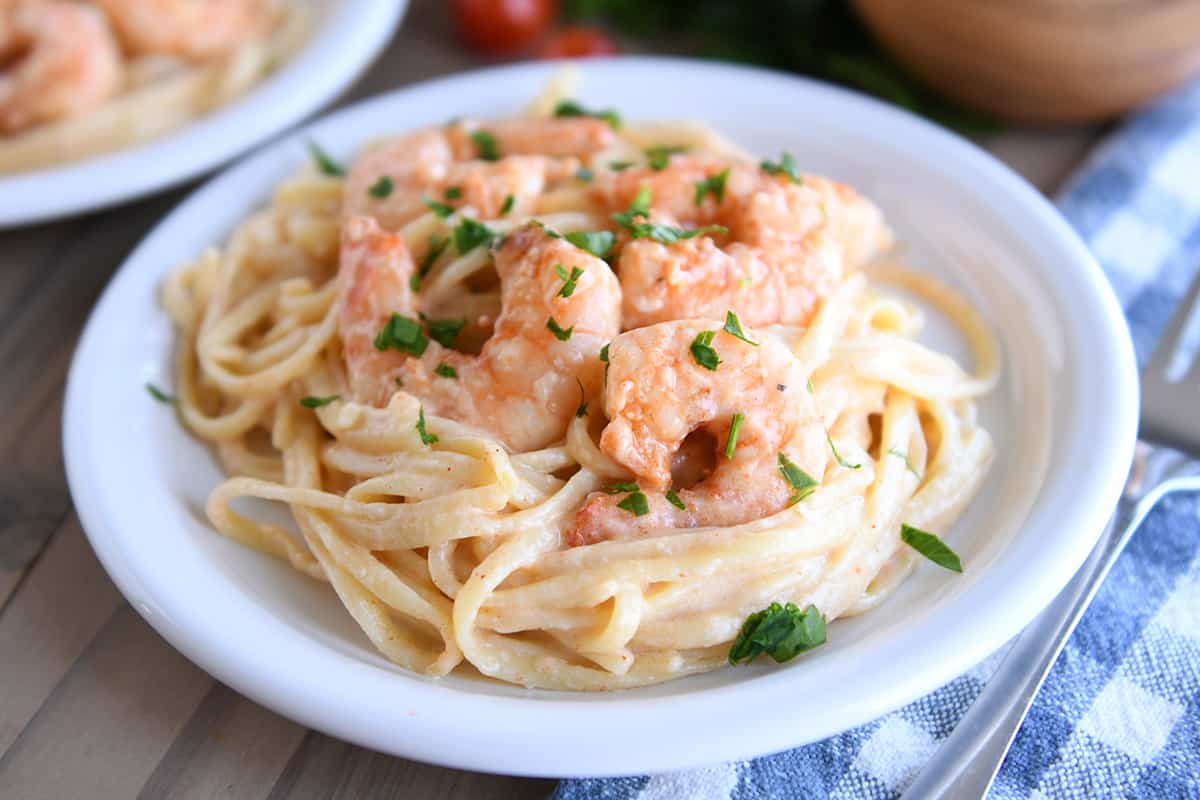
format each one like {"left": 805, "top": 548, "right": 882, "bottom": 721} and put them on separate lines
{"left": 0, "top": 0, "right": 408, "bottom": 228}
{"left": 63, "top": 56, "right": 1140, "bottom": 777}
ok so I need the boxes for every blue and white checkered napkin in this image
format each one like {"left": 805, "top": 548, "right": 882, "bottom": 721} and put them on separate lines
{"left": 554, "top": 80, "right": 1200, "bottom": 800}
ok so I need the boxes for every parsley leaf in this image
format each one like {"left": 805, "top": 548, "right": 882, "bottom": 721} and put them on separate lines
{"left": 617, "top": 491, "right": 650, "bottom": 516}
{"left": 728, "top": 602, "right": 826, "bottom": 666}
{"left": 470, "top": 129, "right": 500, "bottom": 161}
{"left": 145, "top": 382, "right": 176, "bottom": 404}
{"left": 608, "top": 160, "right": 635, "bottom": 171}
{"left": 826, "top": 431, "right": 862, "bottom": 469}
{"left": 424, "top": 197, "right": 455, "bottom": 218}
{"left": 416, "top": 405, "right": 438, "bottom": 446}
{"left": 725, "top": 413, "right": 745, "bottom": 458}
{"left": 368, "top": 175, "right": 393, "bottom": 198}
{"left": 901, "top": 524, "right": 962, "bottom": 572}
{"left": 444, "top": 185, "right": 462, "bottom": 200}
{"left": 547, "top": 317, "right": 574, "bottom": 341}
{"left": 806, "top": 378, "right": 815, "bottom": 394}
{"left": 645, "top": 144, "right": 687, "bottom": 170}
{"left": 722, "top": 310, "right": 758, "bottom": 346}
{"left": 689, "top": 330, "right": 720, "bottom": 371}
{"left": 611, "top": 185, "right": 651, "bottom": 229}
{"left": 307, "top": 140, "right": 344, "bottom": 176}
{"left": 665, "top": 489, "right": 686, "bottom": 510}
{"left": 499, "top": 194, "right": 515, "bottom": 215}
{"left": 612, "top": 190, "right": 727, "bottom": 246}
{"left": 424, "top": 316, "right": 466, "bottom": 348}
{"left": 760, "top": 151, "right": 803, "bottom": 185}
{"left": 605, "top": 481, "right": 640, "bottom": 494}
{"left": 599, "top": 343, "right": 610, "bottom": 362}
{"left": 374, "top": 313, "right": 429, "bottom": 356}
{"left": 555, "top": 264, "right": 585, "bottom": 297}
{"left": 565, "top": 230, "right": 615, "bottom": 259}
{"left": 411, "top": 236, "right": 448, "bottom": 292}
{"left": 575, "top": 377, "right": 588, "bottom": 418}
{"left": 778, "top": 452, "right": 818, "bottom": 503}
{"left": 553, "top": 99, "right": 622, "bottom": 130}
{"left": 693, "top": 168, "right": 730, "bottom": 206}
{"left": 434, "top": 362, "right": 458, "bottom": 379}
{"left": 300, "top": 394, "right": 340, "bottom": 408}
{"left": 453, "top": 217, "right": 498, "bottom": 254}
{"left": 888, "top": 447, "right": 922, "bottom": 479}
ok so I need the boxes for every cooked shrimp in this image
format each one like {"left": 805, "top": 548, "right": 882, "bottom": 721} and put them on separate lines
{"left": 344, "top": 118, "right": 615, "bottom": 230}
{"left": 0, "top": 2, "right": 121, "bottom": 135}
{"left": 594, "top": 156, "right": 891, "bottom": 329}
{"left": 569, "top": 318, "right": 827, "bottom": 546}
{"left": 338, "top": 217, "right": 622, "bottom": 451}
{"left": 94, "top": 0, "right": 270, "bottom": 61}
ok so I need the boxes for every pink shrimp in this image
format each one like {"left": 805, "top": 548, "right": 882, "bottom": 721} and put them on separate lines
{"left": 94, "top": 0, "right": 271, "bottom": 61}
{"left": 343, "top": 117, "right": 615, "bottom": 230}
{"left": 337, "top": 216, "right": 622, "bottom": 451}
{"left": 0, "top": 1, "right": 122, "bottom": 135}
{"left": 569, "top": 318, "right": 827, "bottom": 546}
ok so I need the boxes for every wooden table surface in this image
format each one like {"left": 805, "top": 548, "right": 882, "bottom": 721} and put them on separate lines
{"left": 0, "top": 2, "right": 1102, "bottom": 797}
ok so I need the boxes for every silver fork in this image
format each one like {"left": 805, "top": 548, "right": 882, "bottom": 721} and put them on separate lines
{"left": 902, "top": 267, "right": 1200, "bottom": 800}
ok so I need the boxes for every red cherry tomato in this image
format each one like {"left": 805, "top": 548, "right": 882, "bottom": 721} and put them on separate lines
{"left": 538, "top": 26, "right": 619, "bottom": 60}
{"left": 451, "top": 0, "right": 558, "bottom": 56}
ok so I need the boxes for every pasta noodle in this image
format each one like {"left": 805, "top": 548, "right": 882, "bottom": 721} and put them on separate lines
{"left": 162, "top": 84, "right": 996, "bottom": 691}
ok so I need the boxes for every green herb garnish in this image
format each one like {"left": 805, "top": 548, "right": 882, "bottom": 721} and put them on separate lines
{"left": 888, "top": 447, "right": 922, "bottom": 479}
{"left": 547, "top": 317, "right": 574, "bottom": 341}
{"left": 617, "top": 491, "right": 650, "bottom": 516}
{"left": 645, "top": 144, "right": 687, "bottom": 170}
{"left": 901, "top": 524, "right": 962, "bottom": 573}
{"left": 611, "top": 185, "right": 651, "bottom": 230}
{"left": 693, "top": 168, "right": 729, "bottom": 206}
{"left": 826, "top": 431, "right": 861, "bottom": 469}
{"left": 424, "top": 197, "right": 455, "bottom": 219}
{"left": 575, "top": 167, "right": 594, "bottom": 182}
{"left": 760, "top": 151, "right": 803, "bottom": 185}
{"left": 145, "top": 383, "right": 176, "bottom": 404}
{"left": 689, "top": 330, "right": 720, "bottom": 371}
{"left": 444, "top": 186, "right": 462, "bottom": 200}
{"left": 575, "top": 378, "right": 588, "bottom": 418}
{"left": 374, "top": 313, "right": 429, "bottom": 356}
{"left": 307, "top": 141, "right": 343, "bottom": 176}
{"left": 553, "top": 99, "right": 622, "bottom": 129}
{"left": 599, "top": 343, "right": 610, "bottom": 362}
{"left": 722, "top": 310, "right": 757, "bottom": 346}
{"left": 778, "top": 452, "right": 818, "bottom": 504}
{"left": 499, "top": 194, "right": 515, "bottom": 215}
{"left": 665, "top": 489, "right": 686, "bottom": 510}
{"left": 416, "top": 405, "right": 438, "bottom": 446}
{"left": 411, "top": 236, "right": 448, "bottom": 292}
{"left": 806, "top": 378, "right": 815, "bottom": 394}
{"left": 470, "top": 129, "right": 500, "bottom": 161}
{"left": 452, "top": 217, "right": 498, "bottom": 254}
{"left": 728, "top": 602, "right": 826, "bottom": 665}
{"left": 368, "top": 175, "right": 393, "bottom": 198}
{"left": 434, "top": 362, "right": 458, "bottom": 379}
{"left": 300, "top": 394, "right": 340, "bottom": 408}
{"left": 725, "top": 413, "right": 745, "bottom": 458}
{"left": 424, "top": 316, "right": 466, "bottom": 348}
{"left": 608, "top": 160, "right": 635, "bottom": 171}
{"left": 565, "top": 230, "right": 615, "bottom": 259}
{"left": 555, "top": 264, "right": 585, "bottom": 298}
{"left": 605, "top": 481, "right": 640, "bottom": 494}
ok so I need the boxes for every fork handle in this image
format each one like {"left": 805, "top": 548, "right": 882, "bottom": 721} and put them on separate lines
{"left": 900, "top": 447, "right": 1200, "bottom": 800}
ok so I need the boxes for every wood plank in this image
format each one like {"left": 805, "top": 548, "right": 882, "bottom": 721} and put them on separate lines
{"left": 137, "top": 684, "right": 308, "bottom": 800}
{"left": 267, "top": 731, "right": 556, "bottom": 800}
{"left": 0, "top": 604, "right": 213, "bottom": 800}
{"left": 0, "top": 515, "right": 124, "bottom": 754}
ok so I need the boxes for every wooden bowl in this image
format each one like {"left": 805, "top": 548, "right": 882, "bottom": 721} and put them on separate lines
{"left": 850, "top": 0, "right": 1200, "bottom": 124}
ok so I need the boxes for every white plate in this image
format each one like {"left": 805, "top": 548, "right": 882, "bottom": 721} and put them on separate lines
{"left": 63, "top": 58, "right": 1139, "bottom": 777}
{"left": 0, "top": 0, "right": 408, "bottom": 228}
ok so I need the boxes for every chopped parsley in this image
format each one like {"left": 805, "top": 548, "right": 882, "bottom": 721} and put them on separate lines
{"left": 411, "top": 236, "right": 448, "bottom": 292}
{"left": 416, "top": 405, "right": 438, "bottom": 446}
{"left": 546, "top": 317, "right": 574, "bottom": 341}
{"left": 575, "top": 378, "right": 588, "bottom": 418}
{"left": 888, "top": 447, "right": 923, "bottom": 478}
{"left": 553, "top": 99, "right": 622, "bottom": 129}
{"left": 470, "top": 129, "right": 500, "bottom": 161}
{"left": 444, "top": 185, "right": 462, "bottom": 200}
{"left": 617, "top": 491, "right": 650, "bottom": 516}
{"left": 806, "top": 378, "right": 815, "bottom": 394}
{"left": 423, "top": 197, "right": 455, "bottom": 219}
{"left": 611, "top": 187, "right": 726, "bottom": 244}
{"left": 307, "top": 140, "right": 343, "bottom": 176}
{"left": 645, "top": 144, "right": 687, "bottom": 170}
{"left": 665, "top": 489, "right": 686, "bottom": 510}
{"left": 145, "top": 382, "right": 176, "bottom": 404}
{"left": 722, "top": 310, "right": 757, "bottom": 346}
{"left": 778, "top": 452, "right": 818, "bottom": 504}
{"left": 826, "top": 431, "right": 862, "bottom": 469}
{"left": 434, "top": 362, "right": 458, "bottom": 379}
{"left": 555, "top": 264, "right": 585, "bottom": 298}
{"left": 725, "top": 413, "right": 745, "bottom": 458}
{"left": 575, "top": 167, "right": 594, "bottom": 182}
{"left": 605, "top": 481, "right": 640, "bottom": 494}
{"left": 760, "top": 151, "right": 803, "bottom": 185}
{"left": 452, "top": 217, "right": 498, "bottom": 254}
{"left": 901, "top": 524, "right": 962, "bottom": 572}
{"left": 689, "top": 330, "right": 720, "bottom": 371}
{"left": 299, "top": 394, "right": 339, "bottom": 408}
{"left": 565, "top": 230, "right": 615, "bottom": 259}
{"left": 599, "top": 343, "right": 610, "bottom": 363}
{"left": 424, "top": 316, "right": 466, "bottom": 348}
{"left": 499, "top": 194, "right": 515, "bottom": 215}
{"left": 608, "top": 160, "right": 635, "bottom": 171}
{"left": 374, "top": 313, "right": 429, "bottom": 356}
{"left": 395, "top": 376, "right": 404, "bottom": 387}
{"left": 611, "top": 185, "right": 651, "bottom": 229}
{"left": 368, "top": 175, "right": 393, "bottom": 198}
{"left": 728, "top": 602, "right": 826, "bottom": 666}
{"left": 693, "top": 168, "right": 730, "bottom": 206}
